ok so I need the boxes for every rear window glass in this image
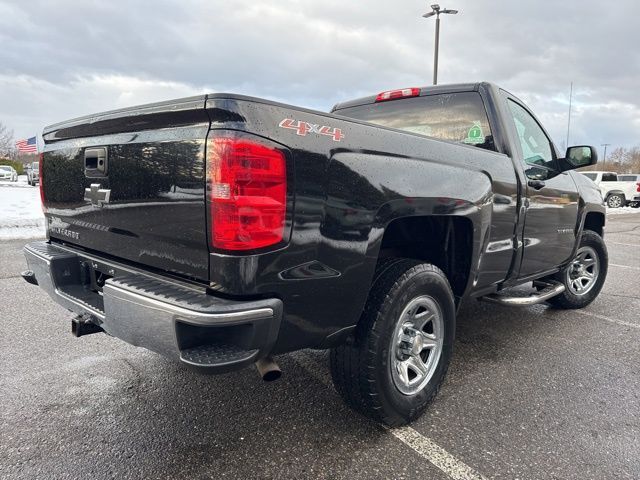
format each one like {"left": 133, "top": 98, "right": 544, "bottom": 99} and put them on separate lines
{"left": 582, "top": 173, "right": 597, "bottom": 181}
{"left": 335, "top": 92, "right": 496, "bottom": 151}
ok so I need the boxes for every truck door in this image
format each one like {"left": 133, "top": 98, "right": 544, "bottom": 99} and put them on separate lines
{"left": 505, "top": 98, "right": 579, "bottom": 277}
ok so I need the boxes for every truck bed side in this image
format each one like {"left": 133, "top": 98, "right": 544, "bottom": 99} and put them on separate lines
{"left": 204, "top": 94, "right": 519, "bottom": 352}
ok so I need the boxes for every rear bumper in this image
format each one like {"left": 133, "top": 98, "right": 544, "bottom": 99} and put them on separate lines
{"left": 23, "top": 241, "right": 282, "bottom": 373}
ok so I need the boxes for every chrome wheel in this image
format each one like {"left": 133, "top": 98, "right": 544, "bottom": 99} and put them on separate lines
{"left": 566, "top": 246, "right": 599, "bottom": 296}
{"left": 390, "top": 295, "right": 444, "bottom": 396}
{"left": 607, "top": 195, "right": 623, "bottom": 208}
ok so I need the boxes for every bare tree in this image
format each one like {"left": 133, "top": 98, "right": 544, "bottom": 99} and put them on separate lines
{"left": 627, "top": 147, "right": 640, "bottom": 173}
{"left": 607, "top": 147, "right": 627, "bottom": 172}
{"left": 0, "top": 122, "right": 16, "bottom": 158}
{"left": 596, "top": 146, "right": 640, "bottom": 173}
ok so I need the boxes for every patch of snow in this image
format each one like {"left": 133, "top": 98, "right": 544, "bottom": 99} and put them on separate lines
{"left": 606, "top": 206, "right": 640, "bottom": 215}
{"left": 0, "top": 175, "right": 34, "bottom": 188}
{"left": 0, "top": 184, "right": 46, "bottom": 239}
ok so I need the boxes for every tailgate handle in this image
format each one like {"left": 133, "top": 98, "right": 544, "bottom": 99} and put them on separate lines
{"left": 84, "top": 147, "right": 108, "bottom": 177}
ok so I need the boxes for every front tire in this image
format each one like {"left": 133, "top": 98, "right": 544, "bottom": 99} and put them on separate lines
{"left": 330, "top": 259, "right": 455, "bottom": 426}
{"left": 606, "top": 193, "right": 625, "bottom": 208}
{"left": 547, "top": 230, "right": 608, "bottom": 309}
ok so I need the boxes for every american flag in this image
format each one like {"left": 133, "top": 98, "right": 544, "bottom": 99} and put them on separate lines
{"left": 16, "top": 136, "right": 38, "bottom": 154}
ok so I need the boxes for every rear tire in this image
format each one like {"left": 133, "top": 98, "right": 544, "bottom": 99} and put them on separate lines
{"left": 606, "top": 194, "right": 625, "bottom": 208}
{"left": 330, "top": 259, "right": 455, "bottom": 426}
{"left": 547, "top": 230, "right": 608, "bottom": 309}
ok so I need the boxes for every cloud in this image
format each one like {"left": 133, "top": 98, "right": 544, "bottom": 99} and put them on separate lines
{"left": 0, "top": 73, "right": 208, "bottom": 138}
{"left": 0, "top": 0, "right": 638, "bottom": 150}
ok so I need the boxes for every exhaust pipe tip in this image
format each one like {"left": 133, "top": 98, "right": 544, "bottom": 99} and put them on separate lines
{"left": 255, "top": 356, "right": 281, "bottom": 382}
{"left": 21, "top": 270, "right": 38, "bottom": 286}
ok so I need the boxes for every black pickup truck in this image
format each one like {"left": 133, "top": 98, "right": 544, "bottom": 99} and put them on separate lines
{"left": 23, "top": 82, "right": 607, "bottom": 426}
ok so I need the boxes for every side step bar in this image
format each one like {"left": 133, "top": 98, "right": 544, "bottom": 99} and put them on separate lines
{"left": 481, "top": 281, "right": 565, "bottom": 307}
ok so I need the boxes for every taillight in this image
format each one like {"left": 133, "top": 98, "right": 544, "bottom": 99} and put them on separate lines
{"left": 206, "top": 136, "right": 287, "bottom": 251}
{"left": 375, "top": 88, "right": 421, "bottom": 102}
{"left": 38, "top": 153, "right": 46, "bottom": 213}
{"left": 636, "top": 182, "right": 640, "bottom": 193}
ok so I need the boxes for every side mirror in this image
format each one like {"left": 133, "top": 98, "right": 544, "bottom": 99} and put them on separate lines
{"left": 560, "top": 145, "right": 598, "bottom": 171}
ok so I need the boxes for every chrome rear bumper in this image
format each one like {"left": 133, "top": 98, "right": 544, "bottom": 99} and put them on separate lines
{"left": 23, "top": 241, "right": 282, "bottom": 373}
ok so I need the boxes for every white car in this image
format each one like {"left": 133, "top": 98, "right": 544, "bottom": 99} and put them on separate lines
{"left": 26, "top": 161, "right": 40, "bottom": 186}
{"left": 0, "top": 165, "right": 18, "bottom": 182}
{"left": 580, "top": 171, "right": 638, "bottom": 208}
{"left": 616, "top": 173, "right": 640, "bottom": 207}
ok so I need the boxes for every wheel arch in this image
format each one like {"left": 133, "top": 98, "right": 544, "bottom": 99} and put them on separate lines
{"left": 583, "top": 211, "right": 605, "bottom": 236}
{"left": 604, "top": 190, "right": 626, "bottom": 199}
{"left": 372, "top": 214, "right": 476, "bottom": 303}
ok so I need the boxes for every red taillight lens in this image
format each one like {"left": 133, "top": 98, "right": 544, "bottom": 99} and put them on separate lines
{"left": 207, "top": 137, "right": 287, "bottom": 251}
{"left": 636, "top": 182, "right": 640, "bottom": 193}
{"left": 375, "top": 88, "right": 421, "bottom": 102}
{"left": 38, "top": 153, "right": 46, "bottom": 213}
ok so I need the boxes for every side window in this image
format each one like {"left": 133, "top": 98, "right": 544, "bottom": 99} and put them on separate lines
{"left": 507, "top": 100, "right": 556, "bottom": 179}
{"left": 582, "top": 173, "right": 598, "bottom": 181}
{"left": 601, "top": 173, "right": 617, "bottom": 182}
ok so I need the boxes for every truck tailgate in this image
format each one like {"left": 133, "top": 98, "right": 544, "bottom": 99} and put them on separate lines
{"left": 41, "top": 96, "right": 210, "bottom": 281}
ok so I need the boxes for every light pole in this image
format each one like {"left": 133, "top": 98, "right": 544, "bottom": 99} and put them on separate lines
{"left": 601, "top": 143, "right": 610, "bottom": 171}
{"left": 566, "top": 82, "right": 573, "bottom": 149}
{"left": 422, "top": 4, "right": 458, "bottom": 85}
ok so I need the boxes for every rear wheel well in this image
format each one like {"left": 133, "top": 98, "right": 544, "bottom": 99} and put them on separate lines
{"left": 583, "top": 211, "right": 605, "bottom": 236}
{"left": 377, "top": 216, "right": 473, "bottom": 300}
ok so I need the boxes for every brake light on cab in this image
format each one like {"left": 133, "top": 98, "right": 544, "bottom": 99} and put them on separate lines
{"left": 206, "top": 135, "right": 287, "bottom": 251}
{"left": 375, "top": 88, "right": 421, "bottom": 102}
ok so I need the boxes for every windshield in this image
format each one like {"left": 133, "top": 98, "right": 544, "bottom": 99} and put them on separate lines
{"left": 0, "top": 166, "right": 10, "bottom": 172}
{"left": 581, "top": 173, "right": 597, "bottom": 181}
{"left": 335, "top": 92, "right": 496, "bottom": 151}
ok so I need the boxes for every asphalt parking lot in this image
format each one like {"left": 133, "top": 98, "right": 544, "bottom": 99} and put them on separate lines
{"left": 1, "top": 214, "right": 638, "bottom": 480}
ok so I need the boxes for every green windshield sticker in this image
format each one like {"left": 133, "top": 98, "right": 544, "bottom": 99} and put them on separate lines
{"left": 464, "top": 122, "right": 484, "bottom": 144}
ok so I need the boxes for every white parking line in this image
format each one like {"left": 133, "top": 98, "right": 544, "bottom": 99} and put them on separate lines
{"left": 610, "top": 263, "right": 640, "bottom": 271}
{"left": 389, "top": 427, "right": 488, "bottom": 480}
{"left": 292, "top": 352, "right": 488, "bottom": 480}
{"left": 607, "top": 242, "right": 640, "bottom": 247}
{"left": 579, "top": 310, "right": 640, "bottom": 330}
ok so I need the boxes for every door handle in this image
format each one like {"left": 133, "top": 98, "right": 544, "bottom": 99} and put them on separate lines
{"left": 528, "top": 179, "right": 546, "bottom": 190}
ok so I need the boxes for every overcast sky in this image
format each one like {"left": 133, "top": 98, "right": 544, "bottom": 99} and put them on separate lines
{"left": 1, "top": 0, "right": 638, "bottom": 153}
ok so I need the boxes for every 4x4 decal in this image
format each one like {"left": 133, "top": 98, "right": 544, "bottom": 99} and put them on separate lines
{"left": 279, "top": 118, "right": 345, "bottom": 142}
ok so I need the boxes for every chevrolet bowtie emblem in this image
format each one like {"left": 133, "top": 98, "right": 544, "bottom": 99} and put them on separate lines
{"left": 84, "top": 183, "right": 111, "bottom": 207}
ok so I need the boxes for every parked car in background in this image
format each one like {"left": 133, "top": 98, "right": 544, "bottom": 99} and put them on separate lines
{"left": 0, "top": 165, "right": 18, "bottom": 182}
{"left": 616, "top": 173, "right": 640, "bottom": 207}
{"left": 26, "top": 161, "right": 39, "bottom": 186}
{"left": 580, "top": 171, "right": 638, "bottom": 208}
